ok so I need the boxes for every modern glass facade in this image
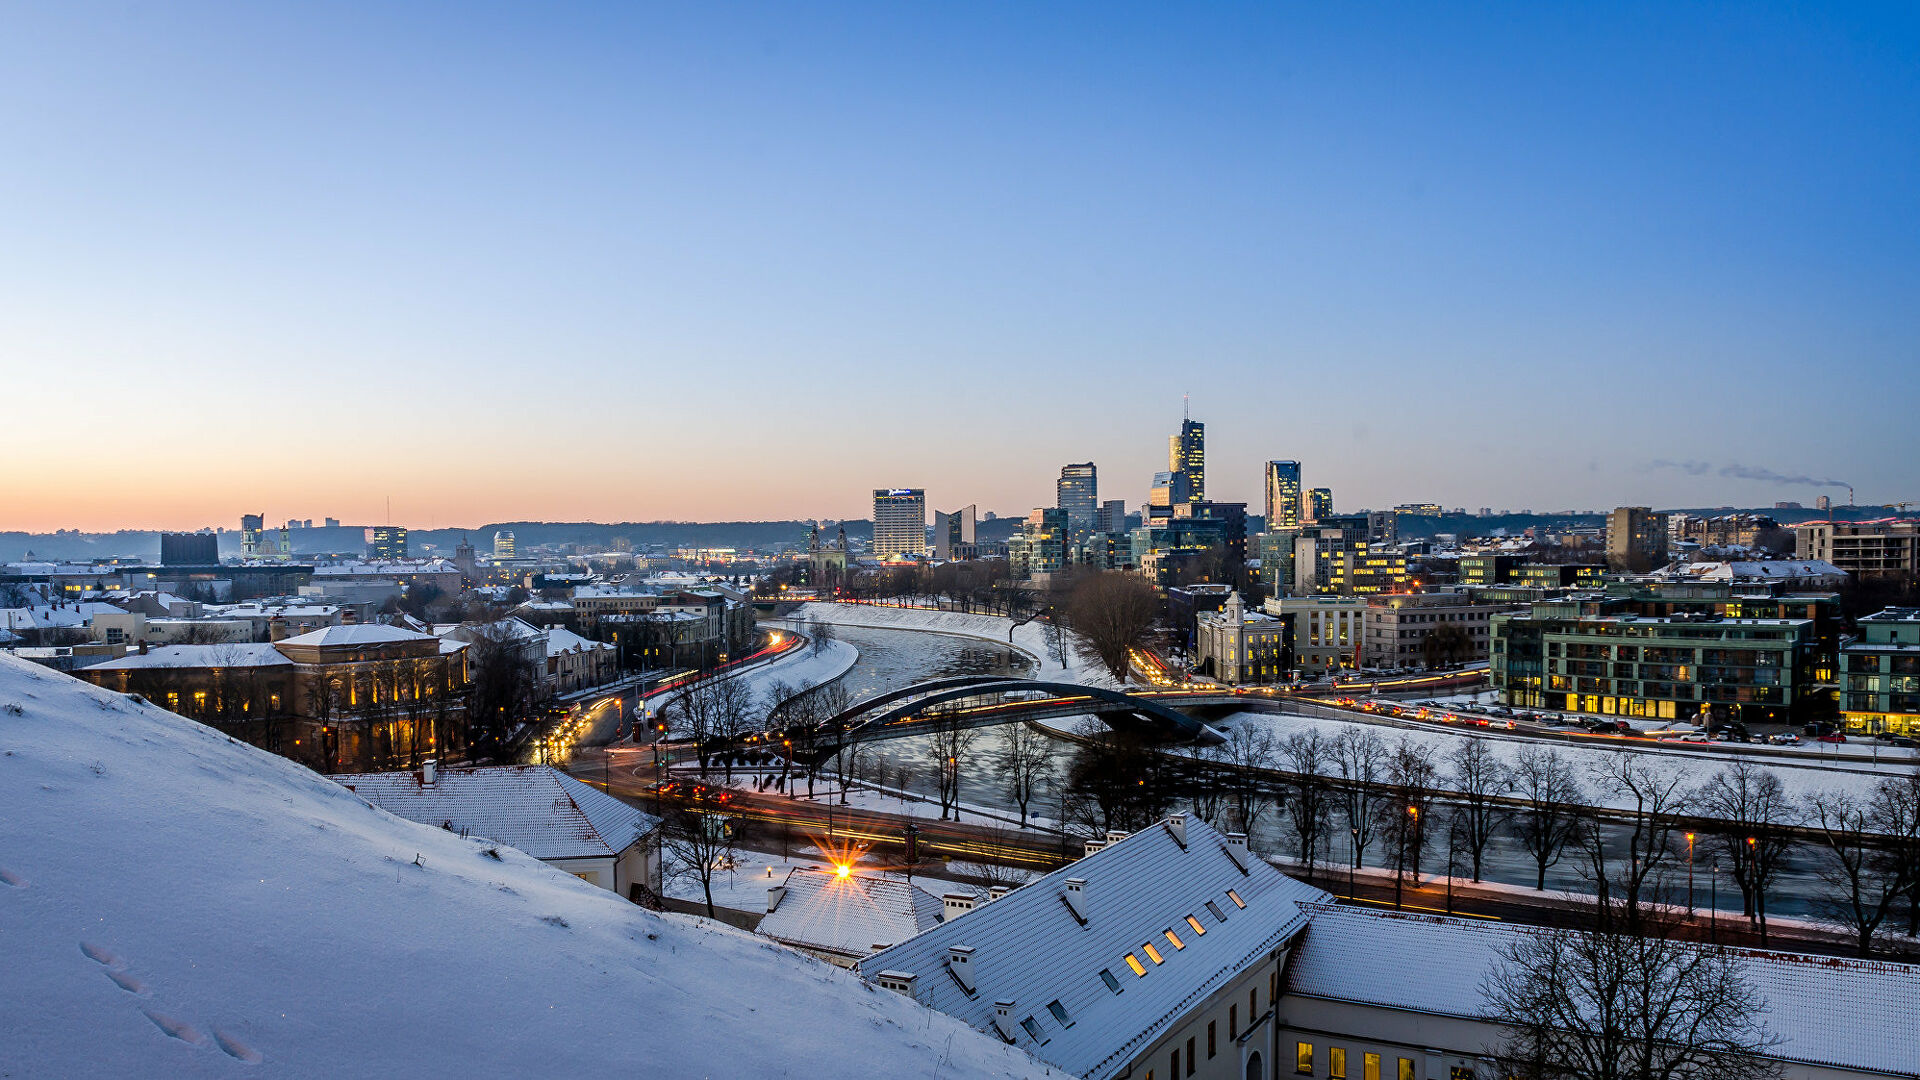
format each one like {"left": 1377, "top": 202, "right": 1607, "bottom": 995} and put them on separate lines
{"left": 1057, "top": 463, "right": 1098, "bottom": 544}
{"left": 1265, "top": 461, "right": 1302, "bottom": 530}
{"left": 1841, "top": 608, "right": 1920, "bottom": 734}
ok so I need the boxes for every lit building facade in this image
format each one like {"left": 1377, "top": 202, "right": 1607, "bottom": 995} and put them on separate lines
{"left": 1194, "top": 592, "right": 1293, "bottom": 685}
{"left": 1841, "top": 608, "right": 1920, "bottom": 735}
{"left": 1008, "top": 507, "right": 1068, "bottom": 582}
{"left": 1056, "top": 463, "right": 1098, "bottom": 544}
{"left": 1605, "top": 506, "right": 1668, "bottom": 572}
{"left": 365, "top": 526, "right": 409, "bottom": 561}
{"left": 1306, "top": 487, "right": 1333, "bottom": 523}
{"left": 871, "top": 489, "right": 928, "bottom": 559}
{"left": 1265, "top": 461, "right": 1302, "bottom": 530}
{"left": 1265, "top": 595, "right": 1366, "bottom": 675}
{"left": 1169, "top": 418, "right": 1205, "bottom": 505}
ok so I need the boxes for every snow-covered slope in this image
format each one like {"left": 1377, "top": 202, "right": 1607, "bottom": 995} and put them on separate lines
{"left": 786, "top": 603, "right": 1121, "bottom": 688}
{"left": 0, "top": 654, "right": 1050, "bottom": 1079}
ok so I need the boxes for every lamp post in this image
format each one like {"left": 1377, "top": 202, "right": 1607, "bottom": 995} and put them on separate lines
{"left": 1686, "top": 831, "right": 1696, "bottom": 916}
{"left": 1349, "top": 826, "right": 1359, "bottom": 900}
{"left": 1710, "top": 861, "right": 1720, "bottom": 943}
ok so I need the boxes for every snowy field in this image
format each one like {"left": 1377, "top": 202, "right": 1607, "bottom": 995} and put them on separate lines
{"left": 1218, "top": 707, "right": 1911, "bottom": 812}
{"left": 716, "top": 769, "right": 1069, "bottom": 833}
{"left": 784, "top": 602, "right": 1121, "bottom": 688}
{"left": 0, "top": 653, "right": 1051, "bottom": 1079}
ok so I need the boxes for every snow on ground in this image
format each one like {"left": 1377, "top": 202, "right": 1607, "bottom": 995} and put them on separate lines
{"left": 784, "top": 602, "right": 1120, "bottom": 688}
{"left": 1218, "top": 706, "right": 1907, "bottom": 813}
{"left": 665, "top": 846, "right": 1035, "bottom": 914}
{"left": 716, "top": 770, "right": 1068, "bottom": 833}
{"left": 723, "top": 633, "right": 859, "bottom": 709}
{"left": 0, "top": 653, "right": 1051, "bottom": 1079}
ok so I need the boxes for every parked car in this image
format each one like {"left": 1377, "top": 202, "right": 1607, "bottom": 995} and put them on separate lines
{"left": 1884, "top": 736, "right": 1918, "bottom": 748}
{"left": 1676, "top": 731, "right": 1710, "bottom": 743}
{"left": 1767, "top": 732, "right": 1801, "bottom": 745}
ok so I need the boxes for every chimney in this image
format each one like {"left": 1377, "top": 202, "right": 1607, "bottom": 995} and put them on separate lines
{"left": 947, "top": 945, "right": 976, "bottom": 993}
{"left": 1082, "top": 839, "right": 1106, "bottom": 857}
{"left": 269, "top": 615, "right": 289, "bottom": 642}
{"left": 1166, "top": 813, "right": 1188, "bottom": 848}
{"left": 421, "top": 758, "right": 437, "bottom": 787}
{"left": 1062, "top": 878, "right": 1088, "bottom": 924}
{"left": 137, "top": 640, "right": 148, "bottom": 655}
{"left": 767, "top": 885, "right": 786, "bottom": 913}
{"left": 992, "top": 1001, "right": 1021, "bottom": 1043}
{"left": 1223, "top": 832, "right": 1251, "bottom": 873}
{"left": 874, "top": 970, "right": 917, "bottom": 997}
{"left": 989, "top": 885, "right": 1009, "bottom": 902}
{"left": 944, "top": 892, "right": 976, "bottom": 917}
{"left": 1106, "top": 830, "right": 1129, "bottom": 845}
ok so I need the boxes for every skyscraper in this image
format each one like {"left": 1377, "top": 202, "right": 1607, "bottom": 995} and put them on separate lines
{"left": 1096, "top": 499, "right": 1130, "bottom": 535}
{"left": 1307, "top": 487, "right": 1334, "bottom": 523}
{"left": 1265, "top": 461, "right": 1302, "bottom": 530}
{"left": 1169, "top": 418, "right": 1205, "bottom": 505}
{"left": 1056, "top": 463, "right": 1098, "bottom": 543}
{"left": 871, "top": 489, "right": 928, "bottom": 558}
{"left": 934, "top": 505, "right": 977, "bottom": 560}
{"left": 365, "top": 525, "right": 409, "bottom": 561}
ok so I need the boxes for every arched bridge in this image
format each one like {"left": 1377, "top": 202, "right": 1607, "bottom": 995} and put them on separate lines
{"left": 765, "top": 677, "right": 1231, "bottom": 763}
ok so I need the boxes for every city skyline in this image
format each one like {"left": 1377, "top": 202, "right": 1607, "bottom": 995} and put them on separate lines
{"left": 5, "top": 4, "right": 1917, "bottom": 531}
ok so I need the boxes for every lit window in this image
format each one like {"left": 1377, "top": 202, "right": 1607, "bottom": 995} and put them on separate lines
{"left": 1185, "top": 914, "right": 1207, "bottom": 936}
{"left": 1047, "top": 1000, "right": 1072, "bottom": 1027}
{"left": 1364, "top": 1052, "right": 1381, "bottom": 1080}
{"left": 1227, "top": 888, "right": 1247, "bottom": 909}
{"left": 1142, "top": 942, "right": 1164, "bottom": 964}
{"left": 1330, "top": 1047, "right": 1347, "bottom": 1078}
{"left": 1398, "top": 1057, "right": 1415, "bottom": 1080}
{"left": 1125, "top": 953, "right": 1147, "bottom": 977}
{"left": 1206, "top": 900, "right": 1227, "bottom": 923}
{"left": 1099, "top": 968, "right": 1122, "bottom": 994}
{"left": 1297, "top": 1041, "right": 1313, "bottom": 1074}
{"left": 1164, "top": 928, "right": 1185, "bottom": 950}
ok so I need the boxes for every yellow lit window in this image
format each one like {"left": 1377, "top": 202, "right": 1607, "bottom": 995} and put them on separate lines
{"left": 1331, "top": 1047, "right": 1347, "bottom": 1078}
{"left": 1185, "top": 915, "right": 1207, "bottom": 936}
{"left": 1125, "top": 954, "right": 1147, "bottom": 977}
{"left": 1227, "top": 889, "right": 1246, "bottom": 909}
{"left": 1398, "top": 1057, "right": 1415, "bottom": 1080}
{"left": 1142, "top": 942, "right": 1164, "bottom": 965}
{"left": 1297, "top": 1042, "right": 1313, "bottom": 1074}
{"left": 1364, "top": 1053, "right": 1380, "bottom": 1080}
{"left": 1164, "top": 928, "right": 1185, "bottom": 950}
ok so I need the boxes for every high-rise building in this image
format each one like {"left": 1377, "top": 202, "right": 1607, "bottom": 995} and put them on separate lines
{"left": 366, "top": 525, "right": 409, "bottom": 561}
{"left": 493, "top": 530, "right": 517, "bottom": 558}
{"left": 1056, "top": 463, "right": 1098, "bottom": 543}
{"left": 933, "top": 505, "right": 977, "bottom": 560}
{"left": 871, "top": 489, "right": 928, "bottom": 558}
{"left": 159, "top": 532, "right": 218, "bottom": 566}
{"left": 1096, "top": 500, "right": 1130, "bottom": 535}
{"left": 1008, "top": 507, "right": 1068, "bottom": 581}
{"left": 1148, "top": 472, "right": 1188, "bottom": 520}
{"left": 240, "top": 513, "right": 265, "bottom": 559}
{"left": 1605, "top": 507, "right": 1669, "bottom": 573}
{"left": 1307, "top": 487, "right": 1333, "bottom": 523}
{"left": 1168, "top": 418, "right": 1205, "bottom": 505}
{"left": 1265, "top": 461, "right": 1303, "bottom": 530}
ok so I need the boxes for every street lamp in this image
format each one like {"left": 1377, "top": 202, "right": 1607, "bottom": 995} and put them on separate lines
{"left": 1686, "top": 832, "right": 1696, "bottom": 916}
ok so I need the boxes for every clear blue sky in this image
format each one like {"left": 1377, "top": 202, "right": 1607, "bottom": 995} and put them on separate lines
{"left": 3, "top": 2, "right": 1916, "bottom": 530}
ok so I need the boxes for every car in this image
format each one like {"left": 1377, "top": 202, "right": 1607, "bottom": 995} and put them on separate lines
{"left": 1816, "top": 733, "right": 1848, "bottom": 744}
{"left": 1676, "top": 731, "right": 1710, "bottom": 743}
{"left": 1767, "top": 732, "right": 1801, "bottom": 746}
{"left": 1884, "top": 736, "right": 1918, "bottom": 748}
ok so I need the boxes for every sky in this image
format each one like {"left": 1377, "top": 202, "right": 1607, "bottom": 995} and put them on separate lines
{"left": 2, "top": 2, "right": 1916, "bottom": 532}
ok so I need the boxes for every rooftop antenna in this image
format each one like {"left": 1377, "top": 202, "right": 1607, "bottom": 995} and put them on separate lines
{"left": 386, "top": 496, "right": 391, "bottom": 525}
{"left": 1183, "top": 392, "right": 1189, "bottom": 422}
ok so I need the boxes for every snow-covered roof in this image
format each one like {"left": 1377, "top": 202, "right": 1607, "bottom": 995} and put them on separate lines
{"left": 860, "top": 817, "right": 1332, "bottom": 1079}
{"left": 544, "top": 626, "right": 612, "bottom": 656}
{"left": 0, "top": 653, "right": 1050, "bottom": 1079}
{"left": 760, "top": 868, "right": 945, "bottom": 959}
{"left": 1284, "top": 904, "right": 1920, "bottom": 1077}
{"left": 333, "top": 765, "right": 659, "bottom": 860}
{"left": 82, "top": 643, "right": 292, "bottom": 670}
{"left": 1660, "top": 560, "right": 1847, "bottom": 581}
{"left": 278, "top": 624, "right": 436, "bottom": 648}
{"left": 0, "top": 602, "right": 125, "bottom": 630}
{"left": 311, "top": 559, "right": 458, "bottom": 576}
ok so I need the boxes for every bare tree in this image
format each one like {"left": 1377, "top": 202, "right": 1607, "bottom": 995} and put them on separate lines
{"left": 1064, "top": 571, "right": 1162, "bottom": 683}
{"left": 1332, "top": 727, "right": 1388, "bottom": 871}
{"left": 1219, "top": 723, "right": 1279, "bottom": 837}
{"left": 928, "top": 708, "right": 980, "bottom": 821}
{"left": 995, "top": 722, "right": 1054, "bottom": 825}
{"left": 1281, "top": 730, "right": 1333, "bottom": 880}
{"left": 1485, "top": 918, "right": 1784, "bottom": 1080}
{"left": 1449, "top": 738, "right": 1509, "bottom": 882}
{"left": 808, "top": 618, "right": 835, "bottom": 657}
{"left": 464, "top": 621, "right": 539, "bottom": 762}
{"left": 1580, "top": 753, "right": 1689, "bottom": 931}
{"left": 303, "top": 672, "right": 343, "bottom": 773}
{"left": 659, "top": 790, "right": 737, "bottom": 920}
{"left": 1510, "top": 746, "right": 1584, "bottom": 891}
{"left": 1694, "top": 761, "right": 1796, "bottom": 941}
{"left": 1805, "top": 789, "right": 1911, "bottom": 956}
{"left": 1381, "top": 737, "right": 1440, "bottom": 891}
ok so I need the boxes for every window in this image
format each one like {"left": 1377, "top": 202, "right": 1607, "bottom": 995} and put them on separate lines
{"left": 1398, "top": 1057, "right": 1415, "bottom": 1080}
{"left": 1125, "top": 954, "right": 1147, "bottom": 977}
{"left": 1186, "top": 914, "right": 1208, "bottom": 936}
{"left": 1165, "top": 928, "right": 1186, "bottom": 950}
{"left": 1208, "top": 1021, "right": 1217, "bottom": 1057}
{"left": 1250, "top": 986, "right": 1258, "bottom": 1016}
{"left": 1206, "top": 900, "right": 1228, "bottom": 923}
{"left": 1143, "top": 942, "right": 1165, "bottom": 964}
{"left": 1187, "top": 1037, "right": 1197, "bottom": 1076}
{"left": 1099, "top": 968, "right": 1122, "bottom": 993}
{"left": 1364, "top": 1053, "right": 1380, "bottom": 1080}
{"left": 1330, "top": 1047, "right": 1346, "bottom": 1078}
{"left": 1172, "top": 1049, "right": 1181, "bottom": 1077}
{"left": 1020, "top": 1016, "right": 1044, "bottom": 1042}
{"left": 1296, "top": 1041, "right": 1313, "bottom": 1074}
{"left": 1047, "top": 999, "right": 1072, "bottom": 1027}
{"left": 1230, "top": 1004, "right": 1238, "bottom": 1039}
{"left": 1227, "top": 888, "right": 1247, "bottom": 909}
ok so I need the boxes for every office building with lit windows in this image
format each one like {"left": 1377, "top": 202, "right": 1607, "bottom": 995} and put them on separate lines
{"left": 1264, "top": 461, "right": 1302, "bottom": 530}
{"left": 1008, "top": 507, "right": 1069, "bottom": 582}
{"left": 1057, "top": 463, "right": 1099, "bottom": 543}
{"left": 365, "top": 526, "right": 409, "bottom": 561}
{"left": 871, "top": 489, "right": 928, "bottom": 559}
{"left": 1265, "top": 595, "right": 1366, "bottom": 675}
{"left": 1169, "top": 418, "right": 1205, "bottom": 505}
{"left": 1841, "top": 608, "right": 1920, "bottom": 735}
{"left": 1306, "top": 487, "right": 1333, "bottom": 523}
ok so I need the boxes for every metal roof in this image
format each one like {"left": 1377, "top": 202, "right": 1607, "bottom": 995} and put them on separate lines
{"left": 333, "top": 765, "right": 659, "bottom": 861}
{"left": 858, "top": 817, "right": 1331, "bottom": 1079}
{"left": 759, "top": 868, "right": 945, "bottom": 959}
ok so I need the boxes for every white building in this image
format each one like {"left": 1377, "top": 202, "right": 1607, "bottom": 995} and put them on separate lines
{"left": 1264, "top": 595, "right": 1366, "bottom": 676}
{"left": 1194, "top": 592, "right": 1291, "bottom": 686}
{"left": 872, "top": 488, "right": 929, "bottom": 559}
{"left": 860, "top": 816, "right": 1330, "bottom": 1080}
{"left": 760, "top": 867, "right": 947, "bottom": 967}
{"left": 543, "top": 625, "right": 618, "bottom": 694}
{"left": 334, "top": 763, "right": 661, "bottom": 901}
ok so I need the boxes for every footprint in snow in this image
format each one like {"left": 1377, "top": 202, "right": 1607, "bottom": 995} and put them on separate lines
{"left": 143, "top": 1010, "right": 209, "bottom": 1047}
{"left": 0, "top": 865, "right": 26, "bottom": 888}
{"left": 214, "top": 1029, "right": 264, "bottom": 1064}
{"left": 80, "top": 941, "right": 124, "bottom": 968}
{"left": 107, "top": 969, "right": 151, "bottom": 995}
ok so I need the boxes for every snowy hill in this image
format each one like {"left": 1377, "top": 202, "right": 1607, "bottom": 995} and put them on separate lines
{"left": 0, "top": 653, "right": 1050, "bottom": 1079}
